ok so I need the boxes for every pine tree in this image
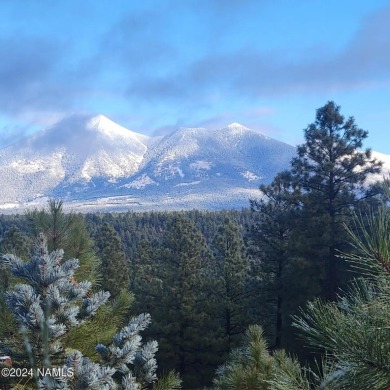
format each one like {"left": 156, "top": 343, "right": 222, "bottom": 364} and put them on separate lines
{"left": 289, "top": 101, "right": 382, "bottom": 300}
{"left": 212, "top": 325, "right": 342, "bottom": 390}
{"left": 0, "top": 234, "right": 109, "bottom": 387}
{"left": 292, "top": 202, "right": 390, "bottom": 389}
{"left": 211, "top": 217, "right": 250, "bottom": 351}
{"left": 213, "top": 325, "right": 316, "bottom": 390}
{"left": 27, "top": 199, "right": 75, "bottom": 251}
{"left": 0, "top": 224, "right": 31, "bottom": 303}
{"left": 212, "top": 325, "right": 275, "bottom": 390}
{"left": 133, "top": 214, "right": 213, "bottom": 388}
{"left": 64, "top": 214, "right": 101, "bottom": 284}
{"left": 248, "top": 172, "right": 301, "bottom": 349}
{"left": 0, "top": 224, "right": 31, "bottom": 260}
{"left": 26, "top": 199, "right": 100, "bottom": 283}
{"left": 0, "top": 225, "right": 32, "bottom": 363}
{"left": 0, "top": 234, "right": 181, "bottom": 389}
{"left": 62, "top": 289, "right": 134, "bottom": 360}
{"left": 25, "top": 200, "right": 133, "bottom": 364}
{"left": 248, "top": 102, "right": 383, "bottom": 356}
{"left": 94, "top": 222, "right": 131, "bottom": 299}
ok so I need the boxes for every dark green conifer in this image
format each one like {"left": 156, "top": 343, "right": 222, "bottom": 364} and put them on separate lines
{"left": 249, "top": 173, "right": 300, "bottom": 349}
{"left": 249, "top": 102, "right": 383, "bottom": 354}
{"left": 289, "top": 101, "right": 382, "bottom": 300}
{"left": 0, "top": 224, "right": 31, "bottom": 260}
{"left": 211, "top": 217, "right": 250, "bottom": 351}
{"left": 26, "top": 199, "right": 100, "bottom": 283}
{"left": 133, "top": 214, "right": 213, "bottom": 388}
{"left": 94, "top": 222, "right": 131, "bottom": 299}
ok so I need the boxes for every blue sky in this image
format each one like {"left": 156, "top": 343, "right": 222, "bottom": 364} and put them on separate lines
{"left": 1, "top": 0, "right": 390, "bottom": 152}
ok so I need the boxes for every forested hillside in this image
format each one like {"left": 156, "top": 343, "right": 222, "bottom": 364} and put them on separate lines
{"left": 0, "top": 201, "right": 386, "bottom": 388}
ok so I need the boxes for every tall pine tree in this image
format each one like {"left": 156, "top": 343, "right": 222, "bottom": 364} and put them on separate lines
{"left": 133, "top": 214, "right": 214, "bottom": 388}
{"left": 211, "top": 217, "right": 250, "bottom": 352}
{"left": 289, "top": 101, "right": 382, "bottom": 300}
{"left": 94, "top": 222, "right": 131, "bottom": 299}
{"left": 249, "top": 172, "right": 300, "bottom": 349}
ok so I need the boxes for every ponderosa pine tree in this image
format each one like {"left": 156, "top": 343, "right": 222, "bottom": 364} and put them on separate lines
{"left": 0, "top": 234, "right": 181, "bottom": 390}
{"left": 0, "top": 224, "right": 31, "bottom": 260}
{"left": 94, "top": 222, "right": 131, "bottom": 299}
{"left": 212, "top": 324, "right": 319, "bottom": 390}
{"left": 291, "top": 200, "right": 390, "bottom": 389}
{"left": 212, "top": 325, "right": 275, "bottom": 390}
{"left": 133, "top": 215, "right": 214, "bottom": 388}
{"left": 211, "top": 217, "right": 250, "bottom": 352}
{"left": 26, "top": 199, "right": 100, "bottom": 283}
{"left": 27, "top": 199, "right": 75, "bottom": 251}
{"left": 248, "top": 172, "right": 300, "bottom": 349}
{"left": 289, "top": 101, "right": 382, "bottom": 300}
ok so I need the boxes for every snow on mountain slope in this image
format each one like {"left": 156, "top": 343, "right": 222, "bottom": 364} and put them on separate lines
{"left": 0, "top": 115, "right": 152, "bottom": 204}
{"left": 125, "top": 122, "right": 295, "bottom": 190}
{"left": 366, "top": 151, "right": 390, "bottom": 183}
{"left": 2, "top": 115, "right": 389, "bottom": 214}
{"left": 37, "top": 114, "right": 151, "bottom": 182}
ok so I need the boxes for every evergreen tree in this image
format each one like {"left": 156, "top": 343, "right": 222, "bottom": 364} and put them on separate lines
{"left": 211, "top": 217, "right": 250, "bottom": 351}
{"left": 0, "top": 234, "right": 181, "bottom": 389}
{"left": 289, "top": 101, "right": 382, "bottom": 300}
{"left": 62, "top": 289, "right": 134, "bottom": 360}
{"left": 0, "top": 234, "right": 109, "bottom": 387}
{"left": 65, "top": 214, "right": 101, "bottom": 284}
{"left": 26, "top": 199, "right": 100, "bottom": 283}
{"left": 133, "top": 215, "right": 213, "bottom": 388}
{"left": 212, "top": 325, "right": 275, "bottom": 390}
{"left": 27, "top": 199, "right": 76, "bottom": 251}
{"left": 248, "top": 102, "right": 383, "bottom": 356}
{"left": 25, "top": 200, "right": 133, "bottom": 364}
{"left": 212, "top": 326, "right": 341, "bottom": 390}
{"left": 0, "top": 224, "right": 31, "bottom": 260}
{"left": 0, "top": 224, "right": 31, "bottom": 301}
{"left": 213, "top": 325, "right": 318, "bottom": 390}
{"left": 0, "top": 225, "right": 32, "bottom": 361}
{"left": 292, "top": 203, "right": 390, "bottom": 389}
{"left": 248, "top": 172, "right": 300, "bottom": 349}
{"left": 131, "top": 238, "right": 158, "bottom": 310}
{"left": 94, "top": 222, "right": 131, "bottom": 299}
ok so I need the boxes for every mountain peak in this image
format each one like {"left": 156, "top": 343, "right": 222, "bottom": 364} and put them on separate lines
{"left": 0, "top": 116, "right": 299, "bottom": 212}
{"left": 86, "top": 115, "right": 141, "bottom": 139}
{"left": 81, "top": 114, "right": 155, "bottom": 146}
{"left": 88, "top": 114, "right": 111, "bottom": 128}
{"left": 226, "top": 122, "right": 249, "bottom": 130}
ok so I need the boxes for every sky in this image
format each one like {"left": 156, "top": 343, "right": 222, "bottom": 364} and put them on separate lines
{"left": 0, "top": 0, "right": 390, "bottom": 153}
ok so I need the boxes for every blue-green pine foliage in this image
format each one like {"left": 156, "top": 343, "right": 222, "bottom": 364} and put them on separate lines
{"left": 0, "top": 234, "right": 166, "bottom": 389}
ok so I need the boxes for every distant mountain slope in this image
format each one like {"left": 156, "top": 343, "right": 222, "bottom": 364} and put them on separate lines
{"left": 2, "top": 115, "right": 388, "bottom": 214}
{"left": 0, "top": 115, "right": 152, "bottom": 205}
{"left": 123, "top": 123, "right": 294, "bottom": 190}
{"left": 0, "top": 115, "right": 319, "bottom": 212}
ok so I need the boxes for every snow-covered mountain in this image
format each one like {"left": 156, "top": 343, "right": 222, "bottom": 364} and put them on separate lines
{"left": 121, "top": 122, "right": 294, "bottom": 193}
{"left": 0, "top": 115, "right": 294, "bottom": 212}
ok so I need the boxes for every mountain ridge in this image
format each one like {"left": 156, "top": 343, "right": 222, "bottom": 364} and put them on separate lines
{"left": 4, "top": 115, "right": 384, "bottom": 213}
